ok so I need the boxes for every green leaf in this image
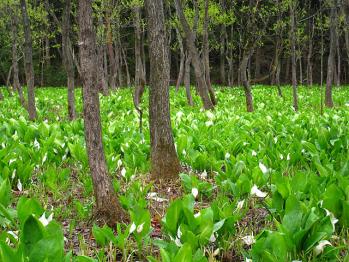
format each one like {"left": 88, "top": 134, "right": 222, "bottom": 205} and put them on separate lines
{"left": 174, "top": 243, "right": 192, "bottom": 262}
{"left": 20, "top": 215, "right": 45, "bottom": 256}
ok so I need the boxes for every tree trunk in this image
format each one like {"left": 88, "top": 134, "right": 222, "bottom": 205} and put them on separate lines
{"left": 227, "top": 25, "right": 234, "bottom": 86}
{"left": 336, "top": 35, "right": 341, "bottom": 87}
{"left": 344, "top": 3, "right": 349, "bottom": 73}
{"left": 290, "top": 1, "right": 298, "bottom": 111}
{"left": 255, "top": 48, "right": 261, "bottom": 79}
{"left": 122, "top": 47, "right": 131, "bottom": 87}
{"left": 175, "top": 27, "right": 185, "bottom": 91}
{"left": 325, "top": 2, "right": 336, "bottom": 108}
{"left": 11, "top": 11, "right": 25, "bottom": 107}
{"left": 202, "top": 0, "right": 216, "bottom": 106}
{"left": 133, "top": 5, "right": 146, "bottom": 108}
{"left": 307, "top": 16, "right": 314, "bottom": 86}
{"left": 62, "top": 0, "right": 76, "bottom": 120}
{"left": 105, "top": 2, "right": 116, "bottom": 89}
{"left": 184, "top": 52, "right": 194, "bottom": 106}
{"left": 174, "top": 0, "right": 213, "bottom": 110}
{"left": 97, "top": 16, "right": 109, "bottom": 96}
{"left": 20, "top": 0, "right": 37, "bottom": 120}
{"left": 78, "top": 0, "right": 125, "bottom": 224}
{"left": 220, "top": 24, "right": 226, "bottom": 85}
{"left": 145, "top": 0, "right": 181, "bottom": 181}
{"left": 240, "top": 51, "right": 254, "bottom": 112}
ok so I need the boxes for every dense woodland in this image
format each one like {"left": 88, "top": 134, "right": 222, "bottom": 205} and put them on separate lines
{"left": 0, "top": 0, "right": 349, "bottom": 261}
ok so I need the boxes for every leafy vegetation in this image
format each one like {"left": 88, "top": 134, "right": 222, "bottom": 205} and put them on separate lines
{"left": 0, "top": 85, "right": 349, "bottom": 261}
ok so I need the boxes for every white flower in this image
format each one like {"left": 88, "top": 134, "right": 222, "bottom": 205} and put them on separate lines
{"left": 194, "top": 212, "right": 201, "bottom": 218}
{"left": 274, "top": 137, "right": 278, "bottom": 144}
{"left": 209, "top": 233, "right": 216, "bottom": 243}
{"left": 280, "top": 154, "right": 284, "bottom": 160}
{"left": 266, "top": 115, "right": 272, "bottom": 122}
{"left": 39, "top": 212, "right": 53, "bottom": 227}
{"left": 225, "top": 152, "right": 231, "bottom": 159}
{"left": 182, "top": 149, "right": 187, "bottom": 156}
{"left": 1, "top": 142, "right": 5, "bottom": 148}
{"left": 205, "top": 121, "right": 214, "bottom": 127}
{"left": 42, "top": 153, "right": 48, "bottom": 164}
{"left": 176, "top": 111, "right": 184, "bottom": 119}
{"left": 206, "top": 111, "right": 215, "bottom": 120}
{"left": 345, "top": 102, "right": 349, "bottom": 107}
{"left": 121, "top": 168, "right": 126, "bottom": 177}
{"left": 237, "top": 200, "right": 245, "bottom": 210}
{"left": 11, "top": 170, "right": 16, "bottom": 180}
{"left": 324, "top": 209, "right": 339, "bottom": 231}
{"left": 129, "top": 223, "right": 136, "bottom": 234}
{"left": 136, "top": 223, "right": 144, "bottom": 233}
{"left": 17, "top": 179, "right": 23, "bottom": 192}
{"left": 191, "top": 188, "right": 199, "bottom": 198}
{"left": 251, "top": 185, "right": 267, "bottom": 198}
{"left": 175, "top": 237, "right": 182, "bottom": 247}
{"left": 252, "top": 150, "right": 257, "bottom": 157}
{"left": 259, "top": 162, "right": 268, "bottom": 174}
{"left": 213, "top": 248, "right": 220, "bottom": 256}
{"left": 9, "top": 159, "right": 16, "bottom": 165}
{"left": 245, "top": 258, "right": 253, "bottom": 262}
{"left": 287, "top": 153, "right": 291, "bottom": 161}
{"left": 34, "top": 138, "right": 40, "bottom": 150}
{"left": 314, "top": 240, "right": 332, "bottom": 256}
{"left": 199, "top": 170, "right": 207, "bottom": 179}
{"left": 177, "top": 226, "right": 182, "bottom": 238}
{"left": 117, "top": 159, "right": 122, "bottom": 168}
{"left": 146, "top": 192, "right": 168, "bottom": 203}
{"left": 7, "top": 231, "right": 18, "bottom": 240}
{"left": 242, "top": 234, "right": 255, "bottom": 245}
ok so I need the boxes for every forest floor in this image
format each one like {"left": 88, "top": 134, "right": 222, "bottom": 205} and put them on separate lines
{"left": 1, "top": 85, "right": 349, "bottom": 261}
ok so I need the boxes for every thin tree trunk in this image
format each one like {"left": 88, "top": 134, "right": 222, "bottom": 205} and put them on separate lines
{"left": 122, "top": 47, "right": 131, "bottom": 87}
{"left": 290, "top": 1, "right": 298, "bottom": 111}
{"left": 227, "top": 25, "right": 234, "bottom": 86}
{"left": 240, "top": 51, "right": 254, "bottom": 112}
{"left": 202, "top": 0, "right": 216, "bottom": 106}
{"left": 344, "top": 4, "right": 349, "bottom": 73}
{"left": 20, "top": 0, "right": 37, "bottom": 120}
{"left": 255, "top": 48, "right": 261, "bottom": 79}
{"left": 78, "top": 0, "right": 125, "bottom": 224}
{"left": 325, "top": 2, "right": 336, "bottom": 108}
{"left": 145, "top": 0, "right": 181, "bottom": 180}
{"left": 175, "top": 27, "right": 185, "bottom": 91}
{"left": 184, "top": 52, "right": 194, "bottom": 106}
{"left": 307, "top": 16, "right": 314, "bottom": 86}
{"left": 6, "top": 66, "right": 14, "bottom": 96}
{"left": 105, "top": 2, "right": 116, "bottom": 89}
{"left": 220, "top": 24, "right": 226, "bottom": 85}
{"left": 336, "top": 35, "right": 341, "bottom": 87}
{"left": 174, "top": 0, "right": 213, "bottom": 110}
{"left": 133, "top": 5, "right": 146, "bottom": 108}
{"left": 11, "top": 11, "right": 25, "bottom": 107}
{"left": 62, "top": 0, "right": 76, "bottom": 120}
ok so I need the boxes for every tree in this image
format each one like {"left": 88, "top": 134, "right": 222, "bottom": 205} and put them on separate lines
{"left": 11, "top": 6, "right": 25, "bottom": 106}
{"left": 145, "top": 0, "right": 181, "bottom": 180}
{"left": 78, "top": 0, "right": 125, "bottom": 224}
{"left": 62, "top": 0, "right": 76, "bottom": 120}
{"left": 290, "top": 0, "right": 299, "bottom": 111}
{"left": 325, "top": 0, "right": 337, "bottom": 108}
{"left": 174, "top": 0, "right": 214, "bottom": 110}
{"left": 20, "top": 0, "right": 37, "bottom": 120}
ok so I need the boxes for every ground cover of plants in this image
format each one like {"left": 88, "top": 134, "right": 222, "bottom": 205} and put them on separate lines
{"left": 0, "top": 85, "right": 349, "bottom": 261}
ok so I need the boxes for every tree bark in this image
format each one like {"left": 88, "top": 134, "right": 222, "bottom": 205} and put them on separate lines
{"left": 240, "top": 51, "right": 254, "bottom": 112}
{"left": 175, "top": 27, "right": 185, "bottom": 91}
{"left": 202, "top": 0, "right": 216, "bottom": 106}
{"left": 97, "top": 16, "right": 109, "bottom": 95}
{"left": 174, "top": 0, "right": 213, "bottom": 110}
{"left": 184, "top": 52, "right": 194, "bottom": 106}
{"left": 343, "top": 3, "right": 349, "bottom": 73}
{"left": 325, "top": 1, "right": 336, "bottom": 108}
{"left": 133, "top": 5, "right": 146, "bottom": 108}
{"left": 20, "top": 0, "right": 37, "bottom": 120}
{"left": 11, "top": 11, "right": 25, "bottom": 106}
{"left": 105, "top": 1, "right": 117, "bottom": 89}
{"left": 290, "top": 1, "right": 298, "bottom": 111}
{"left": 336, "top": 34, "right": 341, "bottom": 87}
{"left": 307, "top": 16, "right": 314, "bottom": 86}
{"left": 145, "top": 0, "right": 181, "bottom": 180}
{"left": 78, "top": 0, "right": 125, "bottom": 224}
{"left": 62, "top": 0, "right": 76, "bottom": 120}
